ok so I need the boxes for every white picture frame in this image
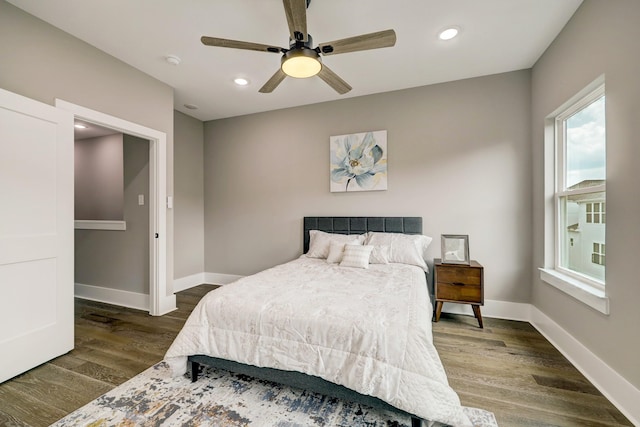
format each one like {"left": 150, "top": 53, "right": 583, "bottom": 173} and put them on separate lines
{"left": 441, "top": 234, "right": 470, "bottom": 265}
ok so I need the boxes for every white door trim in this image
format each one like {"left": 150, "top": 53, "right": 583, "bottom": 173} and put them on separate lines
{"left": 55, "top": 99, "right": 175, "bottom": 316}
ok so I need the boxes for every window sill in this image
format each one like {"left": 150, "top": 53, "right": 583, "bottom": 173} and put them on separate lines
{"left": 75, "top": 220, "right": 126, "bottom": 231}
{"left": 539, "top": 268, "right": 609, "bottom": 315}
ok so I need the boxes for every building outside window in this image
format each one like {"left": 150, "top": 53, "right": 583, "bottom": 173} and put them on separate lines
{"left": 592, "top": 242, "right": 605, "bottom": 266}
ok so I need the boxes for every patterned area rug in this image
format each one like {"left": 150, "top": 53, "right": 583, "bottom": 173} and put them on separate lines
{"left": 51, "top": 362, "right": 498, "bottom": 427}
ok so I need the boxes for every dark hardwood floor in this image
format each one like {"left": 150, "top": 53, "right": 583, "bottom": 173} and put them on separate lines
{"left": 0, "top": 285, "right": 632, "bottom": 427}
{"left": 433, "top": 314, "right": 632, "bottom": 426}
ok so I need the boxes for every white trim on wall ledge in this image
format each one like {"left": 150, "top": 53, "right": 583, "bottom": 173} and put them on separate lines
{"left": 75, "top": 283, "right": 148, "bottom": 311}
{"left": 74, "top": 220, "right": 126, "bottom": 231}
{"left": 539, "top": 268, "right": 609, "bottom": 314}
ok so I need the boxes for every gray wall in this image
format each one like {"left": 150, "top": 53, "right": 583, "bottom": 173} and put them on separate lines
{"left": 531, "top": 1, "right": 640, "bottom": 388}
{"left": 75, "top": 135, "right": 150, "bottom": 293}
{"left": 74, "top": 133, "right": 124, "bottom": 221}
{"left": 204, "top": 70, "right": 532, "bottom": 303}
{"left": 174, "top": 111, "right": 205, "bottom": 279}
{"left": 0, "top": 0, "right": 174, "bottom": 294}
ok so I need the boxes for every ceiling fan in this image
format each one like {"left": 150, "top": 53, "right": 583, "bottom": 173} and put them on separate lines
{"left": 201, "top": 0, "right": 397, "bottom": 94}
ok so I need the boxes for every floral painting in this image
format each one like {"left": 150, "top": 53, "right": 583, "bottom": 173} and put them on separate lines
{"left": 330, "top": 130, "right": 387, "bottom": 192}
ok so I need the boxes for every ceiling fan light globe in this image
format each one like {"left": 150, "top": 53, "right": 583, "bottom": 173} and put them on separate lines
{"left": 281, "top": 49, "right": 321, "bottom": 78}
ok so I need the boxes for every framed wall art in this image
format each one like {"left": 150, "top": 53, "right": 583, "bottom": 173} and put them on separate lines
{"left": 329, "top": 130, "right": 387, "bottom": 192}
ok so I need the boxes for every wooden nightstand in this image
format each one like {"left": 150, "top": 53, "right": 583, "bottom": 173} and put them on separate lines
{"left": 433, "top": 258, "right": 484, "bottom": 328}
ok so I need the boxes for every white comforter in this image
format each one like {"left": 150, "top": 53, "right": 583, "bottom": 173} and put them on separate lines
{"left": 165, "top": 257, "right": 472, "bottom": 426}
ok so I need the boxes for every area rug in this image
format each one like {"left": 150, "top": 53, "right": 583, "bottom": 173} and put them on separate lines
{"left": 51, "top": 362, "right": 498, "bottom": 427}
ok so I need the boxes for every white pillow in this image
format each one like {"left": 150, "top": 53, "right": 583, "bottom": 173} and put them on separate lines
{"left": 369, "top": 245, "right": 391, "bottom": 264}
{"left": 340, "top": 244, "right": 374, "bottom": 269}
{"left": 365, "top": 232, "right": 432, "bottom": 271}
{"left": 306, "top": 230, "right": 365, "bottom": 259}
{"left": 326, "top": 241, "right": 347, "bottom": 263}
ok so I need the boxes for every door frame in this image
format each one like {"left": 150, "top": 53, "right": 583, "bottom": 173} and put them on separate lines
{"left": 56, "top": 99, "right": 175, "bottom": 316}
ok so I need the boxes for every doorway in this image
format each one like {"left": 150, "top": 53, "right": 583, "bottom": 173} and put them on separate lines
{"left": 56, "top": 99, "right": 175, "bottom": 316}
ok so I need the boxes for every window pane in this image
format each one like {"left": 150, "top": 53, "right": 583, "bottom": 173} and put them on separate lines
{"left": 565, "top": 96, "right": 606, "bottom": 189}
{"left": 560, "top": 191, "right": 606, "bottom": 281}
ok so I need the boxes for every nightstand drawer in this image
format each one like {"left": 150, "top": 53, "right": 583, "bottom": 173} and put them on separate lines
{"left": 436, "top": 281, "right": 481, "bottom": 303}
{"left": 436, "top": 268, "right": 481, "bottom": 286}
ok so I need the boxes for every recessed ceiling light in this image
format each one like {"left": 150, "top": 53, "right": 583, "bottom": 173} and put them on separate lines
{"left": 438, "top": 27, "right": 460, "bottom": 41}
{"left": 165, "top": 55, "right": 181, "bottom": 65}
{"left": 184, "top": 104, "right": 199, "bottom": 110}
{"left": 234, "top": 78, "right": 249, "bottom": 86}
{"left": 74, "top": 124, "right": 87, "bottom": 129}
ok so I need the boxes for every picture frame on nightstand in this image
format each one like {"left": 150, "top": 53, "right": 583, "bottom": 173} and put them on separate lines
{"left": 441, "top": 234, "right": 470, "bottom": 265}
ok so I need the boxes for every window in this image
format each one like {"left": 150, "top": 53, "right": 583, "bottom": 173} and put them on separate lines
{"left": 586, "top": 202, "right": 605, "bottom": 224}
{"left": 540, "top": 77, "right": 608, "bottom": 315}
{"left": 556, "top": 84, "right": 606, "bottom": 286}
{"left": 592, "top": 242, "right": 605, "bottom": 266}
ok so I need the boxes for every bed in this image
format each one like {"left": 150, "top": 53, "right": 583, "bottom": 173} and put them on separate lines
{"left": 165, "top": 217, "right": 472, "bottom": 427}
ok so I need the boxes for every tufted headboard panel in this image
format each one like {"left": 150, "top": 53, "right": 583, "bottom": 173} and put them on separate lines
{"left": 303, "top": 216, "right": 422, "bottom": 253}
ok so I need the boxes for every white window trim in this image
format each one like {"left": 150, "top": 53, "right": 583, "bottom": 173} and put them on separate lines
{"left": 541, "top": 75, "right": 609, "bottom": 315}
{"left": 539, "top": 268, "right": 609, "bottom": 314}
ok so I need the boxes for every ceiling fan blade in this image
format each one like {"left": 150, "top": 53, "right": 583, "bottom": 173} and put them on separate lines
{"left": 317, "top": 65, "right": 352, "bottom": 95}
{"left": 283, "top": 0, "right": 308, "bottom": 42}
{"left": 201, "top": 36, "right": 284, "bottom": 53}
{"left": 318, "top": 29, "right": 396, "bottom": 56}
{"left": 259, "top": 69, "right": 287, "bottom": 93}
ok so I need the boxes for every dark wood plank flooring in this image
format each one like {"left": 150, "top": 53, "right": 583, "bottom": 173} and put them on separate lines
{"left": 433, "top": 313, "right": 632, "bottom": 427}
{"left": 0, "top": 285, "right": 632, "bottom": 427}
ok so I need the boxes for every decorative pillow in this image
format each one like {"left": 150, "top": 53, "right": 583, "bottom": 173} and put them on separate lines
{"left": 340, "top": 244, "right": 374, "bottom": 269}
{"left": 306, "top": 230, "right": 365, "bottom": 259}
{"left": 326, "top": 241, "right": 347, "bottom": 263}
{"left": 369, "top": 245, "right": 391, "bottom": 264}
{"left": 365, "top": 232, "right": 432, "bottom": 271}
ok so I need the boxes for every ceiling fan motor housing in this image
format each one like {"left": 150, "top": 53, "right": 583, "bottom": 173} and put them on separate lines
{"left": 289, "top": 33, "right": 314, "bottom": 49}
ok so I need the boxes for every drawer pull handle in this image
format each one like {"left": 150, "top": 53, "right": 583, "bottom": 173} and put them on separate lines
{"left": 451, "top": 282, "right": 465, "bottom": 286}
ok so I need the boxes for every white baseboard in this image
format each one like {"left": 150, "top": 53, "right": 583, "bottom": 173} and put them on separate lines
{"left": 173, "top": 273, "right": 207, "bottom": 293}
{"left": 74, "top": 283, "right": 149, "bottom": 312}
{"left": 204, "top": 272, "right": 243, "bottom": 285}
{"left": 530, "top": 307, "right": 639, "bottom": 426}
{"left": 172, "top": 272, "right": 244, "bottom": 293}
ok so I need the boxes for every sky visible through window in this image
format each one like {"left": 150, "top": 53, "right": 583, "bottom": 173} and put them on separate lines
{"left": 565, "top": 96, "right": 606, "bottom": 188}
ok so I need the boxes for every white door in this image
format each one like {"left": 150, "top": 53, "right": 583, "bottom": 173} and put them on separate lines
{"left": 0, "top": 88, "right": 74, "bottom": 383}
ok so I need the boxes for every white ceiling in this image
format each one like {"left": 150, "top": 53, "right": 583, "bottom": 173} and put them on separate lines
{"left": 9, "top": 0, "right": 582, "bottom": 122}
{"left": 74, "top": 120, "right": 120, "bottom": 140}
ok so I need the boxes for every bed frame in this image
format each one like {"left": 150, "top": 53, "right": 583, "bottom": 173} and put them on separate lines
{"left": 189, "top": 216, "right": 423, "bottom": 427}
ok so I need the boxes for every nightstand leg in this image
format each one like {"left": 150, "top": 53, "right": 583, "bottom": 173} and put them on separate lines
{"left": 472, "top": 305, "right": 483, "bottom": 328}
{"left": 435, "top": 301, "right": 443, "bottom": 322}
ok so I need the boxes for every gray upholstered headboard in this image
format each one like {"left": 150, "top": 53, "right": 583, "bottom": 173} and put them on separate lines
{"left": 303, "top": 216, "right": 422, "bottom": 253}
